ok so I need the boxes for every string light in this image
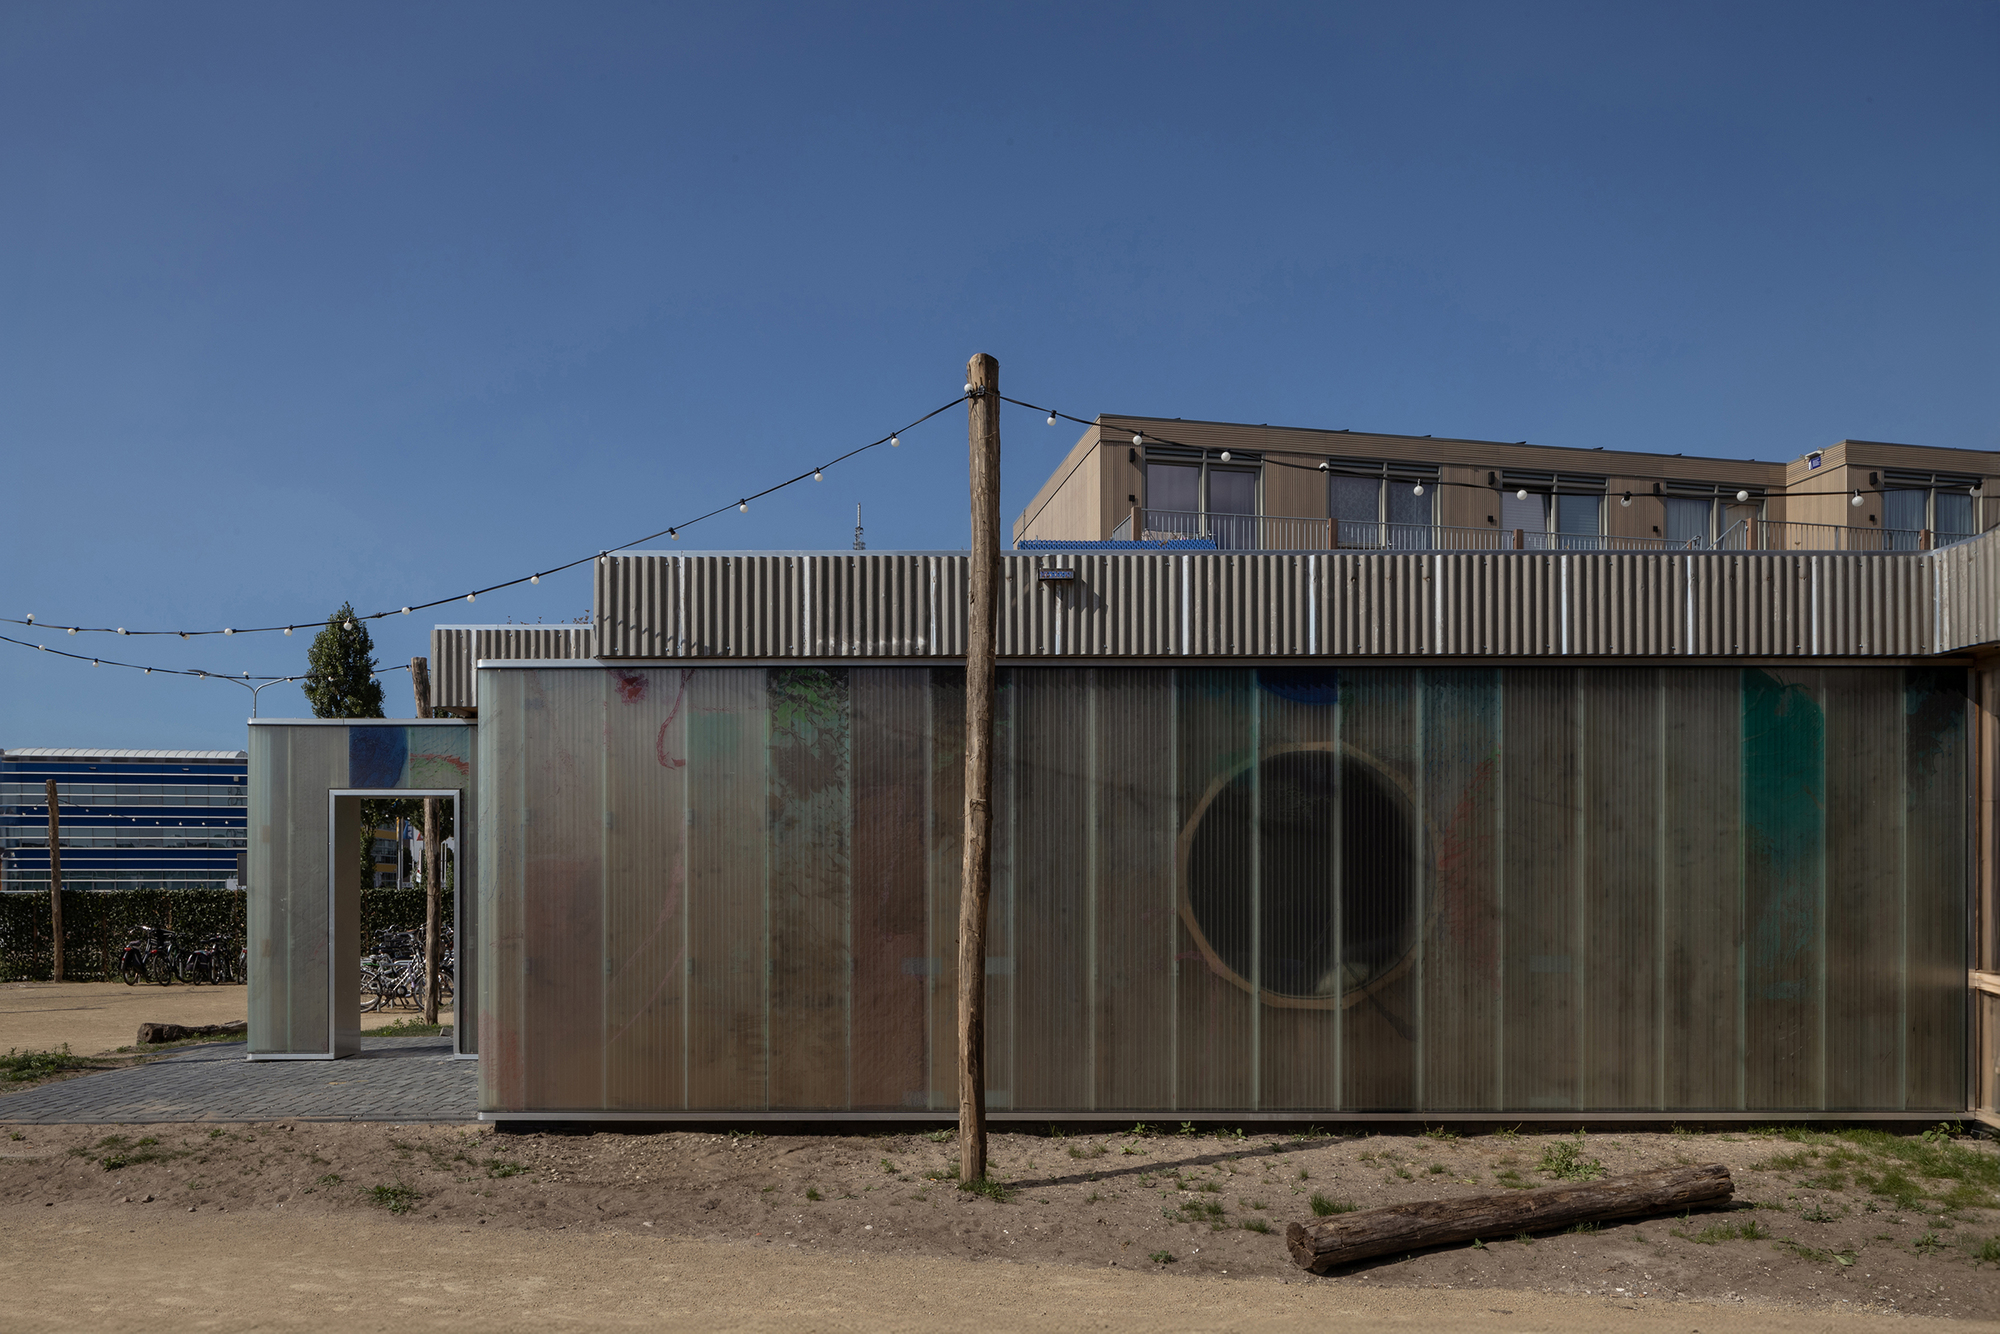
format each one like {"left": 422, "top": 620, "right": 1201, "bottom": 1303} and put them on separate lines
{"left": 1219, "top": 451, "right": 1232, "bottom": 462}
{"left": 465, "top": 593, "right": 475, "bottom": 603}
{"left": 1621, "top": 492, "right": 1632, "bottom": 507}
{"left": 814, "top": 469, "right": 823, "bottom": 481}
{"left": 9, "top": 394, "right": 963, "bottom": 640}
{"left": 4, "top": 629, "right": 412, "bottom": 685}
{"left": 1852, "top": 491, "right": 1865, "bottom": 507}
{"left": 1047, "top": 411, "right": 1057, "bottom": 425}
{"left": 1516, "top": 488, "right": 1529, "bottom": 501}
{"left": 739, "top": 500, "right": 748, "bottom": 513}
{"left": 1736, "top": 490, "right": 1751, "bottom": 502}
{"left": 1413, "top": 483, "right": 1425, "bottom": 497}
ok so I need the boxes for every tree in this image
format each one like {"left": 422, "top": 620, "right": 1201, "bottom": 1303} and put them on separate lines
{"left": 301, "top": 605, "right": 403, "bottom": 897}
{"left": 302, "top": 603, "right": 386, "bottom": 720}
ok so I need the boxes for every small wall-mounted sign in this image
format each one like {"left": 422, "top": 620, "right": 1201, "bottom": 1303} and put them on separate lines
{"left": 1037, "top": 568, "right": 1076, "bottom": 582}
{"left": 1807, "top": 452, "right": 1823, "bottom": 470}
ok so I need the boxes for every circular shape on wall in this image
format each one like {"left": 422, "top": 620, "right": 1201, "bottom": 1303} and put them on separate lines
{"left": 1179, "top": 746, "right": 1421, "bottom": 1008}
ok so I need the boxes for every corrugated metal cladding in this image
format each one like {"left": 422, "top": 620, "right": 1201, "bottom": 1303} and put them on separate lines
{"left": 590, "top": 552, "right": 1956, "bottom": 661}
{"left": 431, "top": 626, "right": 592, "bottom": 711}
{"left": 1937, "top": 528, "right": 2000, "bottom": 652}
{"left": 477, "top": 663, "right": 1966, "bottom": 1116}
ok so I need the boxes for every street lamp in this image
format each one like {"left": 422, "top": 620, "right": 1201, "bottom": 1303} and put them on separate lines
{"left": 208, "top": 674, "right": 298, "bottom": 718}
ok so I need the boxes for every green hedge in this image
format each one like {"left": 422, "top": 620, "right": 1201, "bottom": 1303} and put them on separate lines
{"left": 0, "top": 888, "right": 452, "bottom": 982}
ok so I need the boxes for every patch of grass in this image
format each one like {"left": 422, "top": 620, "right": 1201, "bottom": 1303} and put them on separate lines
{"left": 1309, "top": 1192, "right": 1355, "bottom": 1217}
{"left": 1428, "top": 1163, "right": 1448, "bottom": 1175}
{"left": 71, "top": 1133, "right": 183, "bottom": 1171}
{"left": 1914, "top": 1230, "right": 1944, "bottom": 1255}
{"left": 484, "top": 1159, "right": 526, "bottom": 1179}
{"left": 1680, "top": 1220, "right": 1770, "bottom": 1244}
{"left": 367, "top": 1182, "right": 420, "bottom": 1214}
{"left": 368, "top": 1017, "right": 445, "bottom": 1037}
{"left": 1495, "top": 1169, "right": 1530, "bottom": 1189}
{"left": 1567, "top": 1221, "right": 1598, "bottom": 1235}
{"left": 1537, "top": 1133, "right": 1605, "bottom": 1182}
{"left": 879, "top": 1157, "right": 897, "bottom": 1174}
{"left": 1422, "top": 1126, "right": 1459, "bottom": 1141}
{"left": 1067, "top": 1142, "right": 1108, "bottom": 1160}
{"left": 1241, "top": 1218, "right": 1273, "bottom": 1234}
{"left": 1972, "top": 1236, "right": 2000, "bottom": 1265}
{"left": 1798, "top": 1199, "right": 1841, "bottom": 1223}
{"left": 1798, "top": 1171, "right": 1847, "bottom": 1192}
{"left": 959, "top": 1177, "right": 1013, "bottom": 1203}
{"left": 0, "top": 1045, "right": 92, "bottom": 1083}
{"left": 1128, "top": 1122, "right": 1154, "bottom": 1138}
{"left": 1858, "top": 1166, "right": 1926, "bottom": 1212}
{"left": 924, "top": 1129, "right": 953, "bottom": 1144}
{"left": 1296, "top": 1168, "right": 1310, "bottom": 1180}
{"left": 1751, "top": 1150, "right": 1817, "bottom": 1172}
{"left": 1780, "top": 1238, "right": 1855, "bottom": 1265}
{"left": 1165, "top": 1198, "right": 1225, "bottom": 1224}
{"left": 1149, "top": 1250, "right": 1175, "bottom": 1264}
{"left": 1393, "top": 1164, "right": 1415, "bottom": 1181}
{"left": 1493, "top": 1126, "right": 1521, "bottom": 1141}
{"left": 805, "top": 1187, "right": 823, "bottom": 1201}
{"left": 1245, "top": 1199, "right": 1268, "bottom": 1210}
{"left": 1178, "top": 1122, "right": 1198, "bottom": 1136}
{"left": 317, "top": 1173, "right": 342, "bottom": 1187}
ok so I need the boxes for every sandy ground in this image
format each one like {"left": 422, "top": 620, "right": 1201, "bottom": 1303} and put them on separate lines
{"left": 1, "top": 1119, "right": 1995, "bottom": 1330}
{"left": 3, "top": 1201, "right": 1994, "bottom": 1334}
{"left": 0, "top": 982, "right": 452, "bottom": 1055}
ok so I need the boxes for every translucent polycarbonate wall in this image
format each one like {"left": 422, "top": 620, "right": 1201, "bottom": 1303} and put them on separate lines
{"left": 247, "top": 721, "right": 478, "bottom": 1058}
{"left": 478, "top": 665, "right": 1967, "bottom": 1115}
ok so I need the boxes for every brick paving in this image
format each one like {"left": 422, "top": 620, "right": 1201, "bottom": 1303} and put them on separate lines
{"left": 0, "top": 1037, "right": 476, "bottom": 1124}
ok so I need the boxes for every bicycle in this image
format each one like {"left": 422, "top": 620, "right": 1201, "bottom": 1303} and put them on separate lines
{"left": 177, "top": 934, "right": 237, "bottom": 985}
{"left": 119, "top": 926, "right": 180, "bottom": 985}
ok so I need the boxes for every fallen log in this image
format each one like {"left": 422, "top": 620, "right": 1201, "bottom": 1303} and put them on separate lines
{"left": 1285, "top": 1162, "right": 1732, "bottom": 1272}
{"left": 136, "top": 1021, "right": 248, "bottom": 1045}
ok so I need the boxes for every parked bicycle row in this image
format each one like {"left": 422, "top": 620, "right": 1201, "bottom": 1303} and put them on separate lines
{"left": 361, "top": 926, "right": 455, "bottom": 1012}
{"left": 118, "top": 925, "right": 245, "bottom": 986}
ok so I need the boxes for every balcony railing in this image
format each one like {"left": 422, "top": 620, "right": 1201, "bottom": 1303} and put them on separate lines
{"left": 1109, "top": 509, "right": 1973, "bottom": 554}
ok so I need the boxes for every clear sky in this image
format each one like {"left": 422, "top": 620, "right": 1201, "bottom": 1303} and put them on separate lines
{"left": 3, "top": 1, "right": 1995, "bottom": 748}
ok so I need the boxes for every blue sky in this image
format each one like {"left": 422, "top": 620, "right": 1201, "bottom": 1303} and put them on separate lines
{"left": 3, "top": 1, "right": 1995, "bottom": 747}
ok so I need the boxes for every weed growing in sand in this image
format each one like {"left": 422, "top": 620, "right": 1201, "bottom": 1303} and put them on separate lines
{"left": 1393, "top": 1164, "right": 1415, "bottom": 1181}
{"left": 1245, "top": 1199, "right": 1268, "bottom": 1211}
{"left": 1566, "top": 1221, "right": 1598, "bottom": 1235}
{"left": 485, "top": 1159, "right": 527, "bottom": 1179}
{"left": 1165, "top": 1199, "right": 1225, "bottom": 1225}
{"left": 317, "top": 1173, "right": 342, "bottom": 1187}
{"left": 1178, "top": 1122, "right": 1197, "bottom": 1137}
{"left": 925, "top": 1129, "right": 953, "bottom": 1144}
{"left": 1780, "top": 1239, "right": 1855, "bottom": 1265}
{"left": 7, "top": 1132, "right": 21, "bottom": 1141}
{"left": 1495, "top": 1169, "right": 1529, "bottom": 1189}
{"left": 1537, "top": 1133, "right": 1605, "bottom": 1182}
{"left": 1798, "top": 1199, "right": 1841, "bottom": 1223}
{"left": 1428, "top": 1163, "right": 1448, "bottom": 1175}
{"left": 1422, "top": 1126, "right": 1459, "bottom": 1141}
{"left": 1678, "top": 1220, "right": 1769, "bottom": 1244}
{"left": 879, "top": 1157, "right": 897, "bottom": 1174}
{"left": 1914, "top": 1230, "right": 1944, "bottom": 1255}
{"left": 71, "top": 1134, "right": 182, "bottom": 1171}
{"left": 960, "top": 1177, "right": 1013, "bottom": 1203}
{"left": 1309, "top": 1193, "right": 1354, "bottom": 1217}
{"left": 1241, "top": 1218, "right": 1272, "bottom": 1234}
{"left": 1149, "top": 1251, "right": 1175, "bottom": 1264}
{"left": 805, "top": 1188, "right": 823, "bottom": 1201}
{"left": 1067, "top": 1143, "right": 1107, "bottom": 1160}
{"left": 2, "top": 1045, "right": 93, "bottom": 1083}
{"left": 367, "top": 1182, "right": 420, "bottom": 1215}
{"left": 1974, "top": 1236, "right": 2000, "bottom": 1265}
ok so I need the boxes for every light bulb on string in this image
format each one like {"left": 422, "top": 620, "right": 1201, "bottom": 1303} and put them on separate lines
{"left": 67, "top": 627, "right": 75, "bottom": 635}
{"left": 1516, "top": 489, "right": 1529, "bottom": 501}
{"left": 284, "top": 627, "right": 293, "bottom": 636}
{"left": 1736, "top": 490, "right": 1750, "bottom": 502}
{"left": 530, "top": 575, "right": 539, "bottom": 584}
{"left": 117, "top": 628, "right": 126, "bottom": 635}
{"left": 344, "top": 621, "right": 354, "bottom": 630}
{"left": 1413, "top": 484, "right": 1425, "bottom": 497}
{"left": 1620, "top": 492, "right": 1632, "bottom": 507}
{"left": 738, "top": 500, "right": 748, "bottom": 513}
{"left": 465, "top": 593, "right": 476, "bottom": 603}
{"left": 889, "top": 435, "right": 899, "bottom": 447}
{"left": 400, "top": 608, "right": 410, "bottom": 615}
{"left": 1133, "top": 434, "right": 1143, "bottom": 446}
{"left": 223, "top": 628, "right": 233, "bottom": 636}
{"left": 1219, "top": 451, "right": 1232, "bottom": 462}
{"left": 669, "top": 529, "right": 679, "bottom": 541}
{"left": 1851, "top": 492, "right": 1864, "bottom": 507}
{"left": 23, "top": 615, "right": 32, "bottom": 624}
{"left": 813, "top": 470, "right": 822, "bottom": 481}
{"left": 1047, "top": 411, "right": 1057, "bottom": 425}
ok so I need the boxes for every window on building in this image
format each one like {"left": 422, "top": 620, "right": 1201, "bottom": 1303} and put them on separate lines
{"left": 1878, "top": 470, "right": 1981, "bottom": 550}
{"left": 1325, "top": 461, "right": 1438, "bottom": 549}
{"left": 1498, "top": 472, "right": 1606, "bottom": 549}
{"left": 1143, "top": 451, "right": 1264, "bottom": 547}
{"left": 1664, "top": 497, "right": 1711, "bottom": 548}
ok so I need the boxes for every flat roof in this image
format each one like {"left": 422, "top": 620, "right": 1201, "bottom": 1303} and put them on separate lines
{"left": 2, "top": 748, "right": 246, "bottom": 761}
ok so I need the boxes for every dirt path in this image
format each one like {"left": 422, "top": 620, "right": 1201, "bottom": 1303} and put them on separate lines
{"left": 2, "top": 1202, "right": 1994, "bottom": 1334}
{"left": 0, "top": 982, "right": 450, "bottom": 1055}
{"left": 1, "top": 1119, "right": 1994, "bottom": 1328}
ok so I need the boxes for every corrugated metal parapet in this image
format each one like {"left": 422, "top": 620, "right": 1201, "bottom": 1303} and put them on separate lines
{"left": 589, "top": 549, "right": 1953, "bottom": 661}
{"left": 1937, "top": 527, "right": 2000, "bottom": 652}
{"left": 430, "top": 625, "right": 592, "bottom": 712}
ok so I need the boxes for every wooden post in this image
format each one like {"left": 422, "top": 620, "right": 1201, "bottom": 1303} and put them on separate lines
{"left": 45, "top": 779, "right": 64, "bottom": 983}
{"left": 1512, "top": 527, "right": 1525, "bottom": 550}
{"left": 411, "top": 657, "right": 442, "bottom": 1025}
{"left": 959, "top": 353, "right": 1000, "bottom": 1185}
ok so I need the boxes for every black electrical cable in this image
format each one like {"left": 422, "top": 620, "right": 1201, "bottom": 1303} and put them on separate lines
{"left": 6, "top": 395, "right": 968, "bottom": 640}
{"left": 1, "top": 630, "right": 410, "bottom": 683}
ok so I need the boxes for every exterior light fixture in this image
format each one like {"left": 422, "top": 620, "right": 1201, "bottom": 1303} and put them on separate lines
{"left": 1047, "top": 411, "right": 1057, "bottom": 425}
{"left": 1412, "top": 483, "right": 1426, "bottom": 497}
{"left": 117, "top": 628, "right": 126, "bottom": 635}
{"left": 1516, "top": 488, "right": 1529, "bottom": 501}
{"left": 1133, "top": 434, "right": 1143, "bottom": 446}
{"left": 1851, "top": 491, "right": 1864, "bottom": 507}
{"left": 738, "top": 500, "right": 748, "bottom": 512}
{"left": 401, "top": 607, "right": 411, "bottom": 615}
{"left": 889, "top": 435, "right": 899, "bottom": 447}
{"left": 465, "top": 593, "right": 475, "bottom": 603}
{"left": 67, "top": 627, "right": 76, "bottom": 635}
{"left": 222, "top": 628, "right": 233, "bottom": 635}
{"left": 813, "top": 469, "right": 822, "bottom": 481}
{"left": 1620, "top": 492, "right": 1632, "bottom": 507}
{"left": 1219, "top": 451, "right": 1232, "bottom": 462}
{"left": 1736, "top": 490, "right": 1750, "bottom": 502}
{"left": 531, "top": 575, "right": 539, "bottom": 584}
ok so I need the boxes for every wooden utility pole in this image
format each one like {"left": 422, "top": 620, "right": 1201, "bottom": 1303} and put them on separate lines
{"left": 411, "top": 657, "right": 442, "bottom": 1025}
{"left": 959, "top": 353, "right": 1000, "bottom": 1184}
{"left": 45, "top": 779, "right": 64, "bottom": 982}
